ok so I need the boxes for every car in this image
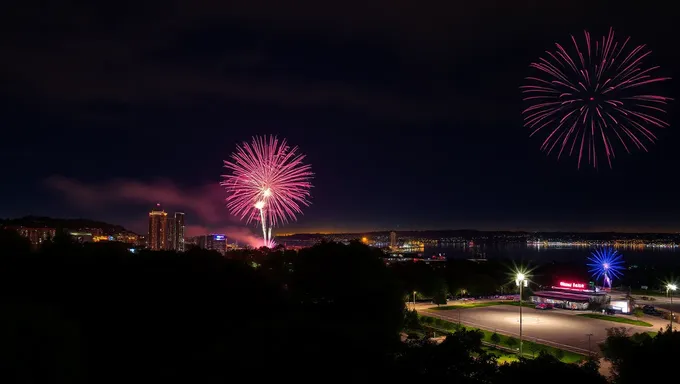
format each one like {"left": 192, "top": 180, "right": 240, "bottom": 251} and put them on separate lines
{"left": 535, "top": 303, "right": 553, "bottom": 310}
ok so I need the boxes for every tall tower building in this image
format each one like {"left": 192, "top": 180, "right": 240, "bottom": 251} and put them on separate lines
{"left": 167, "top": 218, "right": 176, "bottom": 250}
{"left": 148, "top": 204, "right": 168, "bottom": 250}
{"left": 390, "top": 231, "right": 397, "bottom": 248}
{"left": 174, "top": 212, "right": 185, "bottom": 252}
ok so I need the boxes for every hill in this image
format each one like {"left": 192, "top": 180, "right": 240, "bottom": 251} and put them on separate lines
{"left": 1, "top": 216, "right": 133, "bottom": 235}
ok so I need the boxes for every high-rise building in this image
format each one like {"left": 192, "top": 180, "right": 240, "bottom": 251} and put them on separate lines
{"left": 188, "top": 234, "right": 227, "bottom": 254}
{"left": 206, "top": 234, "right": 227, "bottom": 254}
{"left": 148, "top": 204, "right": 168, "bottom": 250}
{"left": 390, "top": 231, "right": 397, "bottom": 248}
{"left": 174, "top": 212, "right": 185, "bottom": 252}
{"left": 167, "top": 218, "right": 176, "bottom": 250}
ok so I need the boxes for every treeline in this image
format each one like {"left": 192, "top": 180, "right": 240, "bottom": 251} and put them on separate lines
{"left": 0, "top": 229, "right": 676, "bottom": 382}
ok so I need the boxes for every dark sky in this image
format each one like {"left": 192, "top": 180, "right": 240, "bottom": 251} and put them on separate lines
{"left": 1, "top": 1, "right": 678, "bottom": 236}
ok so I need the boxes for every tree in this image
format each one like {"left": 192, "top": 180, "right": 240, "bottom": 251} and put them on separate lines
{"left": 390, "top": 329, "right": 498, "bottom": 381}
{"left": 600, "top": 327, "right": 680, "bottom": 384}
{"left": 490, "top": 332, "right": 501, "bottom": 347}
{"left": 498, "top": 351, "right": 606, "bottom": 383}
{"left": 404, "top": 309, "right": 421, "bottom": 331}
{"left": 506, "top": 336, "right": 518, "bottom": 349}
{"left": 432, "top": 286, "right": 448, "bottom": 306}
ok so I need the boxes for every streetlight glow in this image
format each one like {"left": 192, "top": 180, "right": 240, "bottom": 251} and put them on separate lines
{"left": 512, "top": 267, "right": 530, "bottom": 357}
{"left": 665, "top": 280, "right": 677, "bottom": 331}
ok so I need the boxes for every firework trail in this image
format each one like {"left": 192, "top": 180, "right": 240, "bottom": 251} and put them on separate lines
{"left": 221, "top": 135, "right": 313, "bottom": 248}
{"left": 521, "top": 27, "right": 672, "bottom": 168}
{"left": 587, "top": 247, "right": 625, "bottom": 290}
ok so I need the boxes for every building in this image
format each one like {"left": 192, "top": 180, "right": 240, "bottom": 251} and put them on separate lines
{"left": 148, "top": 204, "right": 168, "bottom": 250}
{"left": 390, "top": 231, "right": 397, "bottom": 248}
{"left": 69, "top": 232, "right": 93, "bottom": 243}
{"left": 206, "top": 234, "right": 227, "bottom": 254}
{"left": 189, "top": 234, "right": 228, "bottom": 254}
{"left": 530, "top": 280, "right": 609, "bottom": 310}
{"left": 174, "top": 212, "right": 185, "bottom": 252}
{"left": 167, "top": 217, "right": 176, "bottom": 250}
{"left": 13, "top": 227, "right": 56, "bottom": 246}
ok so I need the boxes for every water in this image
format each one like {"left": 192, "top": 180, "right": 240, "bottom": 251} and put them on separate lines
{"left": 424, "top": 243, "right": 680, "bottom": 264}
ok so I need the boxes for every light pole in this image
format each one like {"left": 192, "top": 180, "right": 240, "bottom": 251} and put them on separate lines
{"left": 667, "top": 284, "right": 677, "bottom": 330}
{"left": 586, "top": 333, "right": 593, "bottom": 357}
{"left": 516, "top": 273, "right": 528, "bottom": 356}
{"left": 413, "top": 290, "right": 416, "bottom": 310}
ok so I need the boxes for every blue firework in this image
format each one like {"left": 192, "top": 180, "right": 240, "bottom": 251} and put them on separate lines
{"left": 587, "top": 247, "right": 624, "bottom": 289}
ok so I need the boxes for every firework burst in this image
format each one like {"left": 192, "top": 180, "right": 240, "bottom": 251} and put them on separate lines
{"left": 587, "top": 247, "right": 625, "bottom": 290}
{"left": 221, "top": 135, "right": 313, "bottom": 247}
{"left": 521, "top": 27, "right": 672, "bottom": 168}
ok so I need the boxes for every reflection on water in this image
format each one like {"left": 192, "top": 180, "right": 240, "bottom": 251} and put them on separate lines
{"left": 425, "top": 242, "right": 680, "bottom": 263}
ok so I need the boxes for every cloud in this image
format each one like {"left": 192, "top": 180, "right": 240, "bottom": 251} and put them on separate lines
{"left": 44, "top": 175, "right": 300, "bottom": 246}
{"left": 45, "top": 175, "right": 227, "bottom": 224}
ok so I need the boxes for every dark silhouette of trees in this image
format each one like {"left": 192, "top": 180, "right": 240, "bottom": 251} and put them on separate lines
{"left": 498, "top": 352, "right": 606, "bottom": 384}
{"left": 600, "top": 326, "right": 680, "bottom": 383}
{"left": 390, "top": 329, "right": 497, "bottom": 382}
{"left": 0, "top": 231, "right": 619, "bottom": 382}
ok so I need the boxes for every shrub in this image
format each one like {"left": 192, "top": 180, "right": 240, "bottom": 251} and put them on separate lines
{"left": 490, "top": 332, "right": 501, "bottom": 346}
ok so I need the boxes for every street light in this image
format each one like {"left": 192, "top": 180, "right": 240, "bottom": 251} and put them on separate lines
{"left": 515, "top": 272, "right": 528, "bottom": 356}
{"left": 667, "top": 283, "right": 677, "bottom": 330}
{"left": 413, "top": 290, "right": 417, "bottom": 310}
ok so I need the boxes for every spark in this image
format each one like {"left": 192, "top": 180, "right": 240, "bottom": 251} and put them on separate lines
{"left": 587, "top": 247, "right": 625, "bottom": 290}
{"left": 221, "top": 135, "right": 313, "bottom": 248}
{"left": 521, "top": 27, "right": 672, "bottom": 168}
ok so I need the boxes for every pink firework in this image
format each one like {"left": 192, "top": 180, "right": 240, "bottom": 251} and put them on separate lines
{"left": 521, "top": 27, "right": 672, "bottom": 168}
{"left": 221, "top": 135, "right": 313, "bottom": 247}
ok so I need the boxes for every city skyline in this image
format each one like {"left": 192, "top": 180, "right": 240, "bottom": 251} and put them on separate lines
{"left": 2, "top": 2, "right": 680, "bottom": 235}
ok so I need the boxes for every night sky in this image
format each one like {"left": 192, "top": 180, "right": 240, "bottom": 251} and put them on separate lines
{"left": 1, "top": 1, "right": 679, "bottom": 236}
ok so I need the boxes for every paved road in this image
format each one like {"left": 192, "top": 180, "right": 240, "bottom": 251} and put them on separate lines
{"left": 417, "top": 304, "right": 663, "bottom": 355}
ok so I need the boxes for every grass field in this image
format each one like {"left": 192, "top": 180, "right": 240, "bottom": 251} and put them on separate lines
{"left": 577, "top": 313, "right": 653, "bottom": 327}
{"left": 419, "top": 315, "right": 584, "bottom": 363}
{"left": 482, "top": 347, "right": 519, "bottom": 364}
{"left": 430, "top": 301, "right": 535, "bottom": 310}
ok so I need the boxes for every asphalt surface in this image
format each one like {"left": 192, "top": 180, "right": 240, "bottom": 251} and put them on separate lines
{"left": 417, "top": 304, "right": 667, "bottom": 355}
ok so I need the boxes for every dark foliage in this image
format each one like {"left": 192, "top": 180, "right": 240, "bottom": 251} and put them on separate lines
{"left": 499, "top": 352, "right": 606, "bottom": 384}
{"left": 0, "top": 232, "right": 615, "bottom": 383}
{"left": 600, "top": 326, "right": 680, "bottom": 384}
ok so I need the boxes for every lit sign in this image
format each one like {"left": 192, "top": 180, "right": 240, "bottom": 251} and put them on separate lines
{"left": 214, "top": 235, "right": 225, "bottom": 241}
{"left": 559, "top": 281, "right": 585, "bottom": 289}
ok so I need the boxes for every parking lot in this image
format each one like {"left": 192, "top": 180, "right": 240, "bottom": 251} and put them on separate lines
{"left": 418, "top": 303, "right": 665, "bottom": 354}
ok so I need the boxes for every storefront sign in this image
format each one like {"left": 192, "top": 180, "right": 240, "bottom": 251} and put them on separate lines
{"left": 559, "top": 281, "right": 585, "bottom": 289}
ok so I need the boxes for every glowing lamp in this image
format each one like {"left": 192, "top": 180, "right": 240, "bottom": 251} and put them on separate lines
{"left": 668, "top": 284, "right": 678, "bottom": 291}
